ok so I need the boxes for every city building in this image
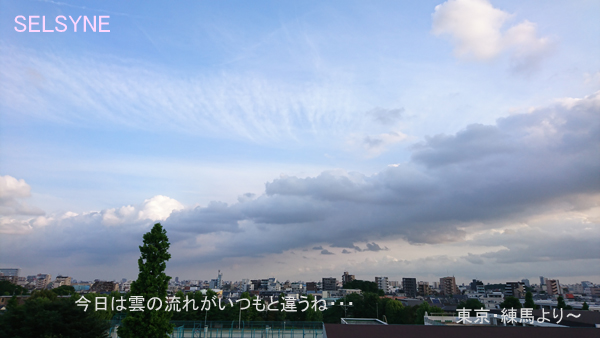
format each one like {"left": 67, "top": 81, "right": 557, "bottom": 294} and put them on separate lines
{"left": 417, "top": 281, "right": 431, "bottom": 296}
{"left": 35, "top": 274, "right": 52, "bottom": 289}
{"left": 0, "top": 268, "right": 20, "bottom": 284}
{"left": 546, "top": 279, "right": 561, "bottom": 296}
{"left": 342, "top": 271, "right": 355, "bottom": 286}
{"left": 322, "top": 277, "right": 337, "bottom": 291}
{"left": 505, "top": 282, "right": 525, "bottom": 298}
{"left": 470, "top": 279, "right": 483, "bottom": 291}
{"left": 90, "top": 281, "right": 119, "bottom": 293}
{"left": 209, "top": 270, "right": 223, "bottom": 289}
{"left": 439, "top": 276, "right": 459, "bottom": 296}
{"left": 55, "top": 275, "right": 72, "bottom": 286}
{"left": 306, "top": 282, "right": 317, "bottom": 292}
{"left": 402, "top": 278, "right": 417, "bottom": 298}
{"left": 375, "top": 277, "right": 389, "bottom": 293}
{"left": 481, "top": 292, "right": 504, "bottom": 309}
{"left": 521, "top": 279, "right": 530, "bottom": 288}
{"left": 0, "top": 268, "right": 20, "bottom": 277}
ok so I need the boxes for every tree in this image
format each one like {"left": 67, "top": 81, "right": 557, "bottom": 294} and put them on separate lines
{"left": 500, "top": 296, "right": 522, "bottom": 310}
{"left": 119, "top": 223, "right": 173, "bottom": 338}
{"left": 0, "top": 296, "right": 109, "bottom": 337}
{"left": 556, "top": 296, "right": 567, "bottom": 309}
{"left": 52, "top": 285, "right": 76, "bottom": 296}
{"left": 582, "top": 302, "right": 589, "bottom": 310}
{"left": 414, "top": 302, "right": 443, "bottom": 325}
{"left": 524, "top": 291, "right": 536, "bottom": 309}
{"left": 384, "top": 299, "right": 404, "bottom": 324}
{"left": 343, "top": 280, "right": 384, "bottom": 296}
{"left": 0, "top": 280, "right": 29, "bottom": 296}
{"left": 458, "top": 298, "right": 486, "bottom": 316}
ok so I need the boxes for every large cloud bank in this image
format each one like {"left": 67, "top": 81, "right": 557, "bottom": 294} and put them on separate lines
{"left": 1, "top": 91, "right": 598, "bottom": 278}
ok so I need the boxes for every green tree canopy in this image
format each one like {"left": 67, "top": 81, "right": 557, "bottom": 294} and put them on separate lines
{"left": 582, "top": 301, "right": 589, "bottom": 310}
{"left": 342, "top": 280, "right": 384, "bottom": 296}
{"left": 457, "top": 298, "right": 486, "bottom": 316}
{"left": 500, "top": 296, "right": 522, "bottom": 310}
{"left": 0, "top": 296, "right": 109, "bottom": 337}
{"left": 119, "top": 223, "right": 173, "bottom": 338}
{"left": 0, "top": 280, "right": 29, "bottom": 296}
{"left": 524, "top": 291, "right": 536, "bottom": 309}
{"left": 556, "top": 296, "right": 567, "bottom": 309}
{"left": 52, "top": 285, "right": 76, "bottom": 296}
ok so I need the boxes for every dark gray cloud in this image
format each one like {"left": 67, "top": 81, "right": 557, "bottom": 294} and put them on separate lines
{"left": 367, "top": 107, "right": 404, "bottom": 125}
{"left": 321, "top": 249, "right": 335, "bottom": 255}
{"left": 364, "top": 242, "right": 389, "bottom": 252}
{"left": 342, "top": 249, "right": 352, "bottom": 254}
{"left": 312, "top": 246, "right": 323, "bottom": 250}
{"left": 174, "top": 91, "right": 600, "bottom": 259}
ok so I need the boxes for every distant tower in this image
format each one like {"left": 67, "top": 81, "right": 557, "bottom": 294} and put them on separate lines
{"left": 217, "top": 270, "right": 223, "bottom": 289}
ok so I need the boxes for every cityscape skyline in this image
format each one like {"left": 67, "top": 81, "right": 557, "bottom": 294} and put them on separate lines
{"left": 1, "top": 1, "right": 599, "bottom": 284}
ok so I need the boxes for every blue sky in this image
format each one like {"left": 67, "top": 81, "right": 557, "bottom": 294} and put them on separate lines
{"left": 1, "top": 0, "right": 599, "bottom": 284}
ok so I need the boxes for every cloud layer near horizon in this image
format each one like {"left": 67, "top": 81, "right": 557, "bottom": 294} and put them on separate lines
{"left": 1, "top": 91, "right": 599, "bottom": 281}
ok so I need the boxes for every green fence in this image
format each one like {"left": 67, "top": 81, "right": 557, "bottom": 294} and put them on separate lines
{"left": 108, "top": 321, "right": 324, "bottom": 338}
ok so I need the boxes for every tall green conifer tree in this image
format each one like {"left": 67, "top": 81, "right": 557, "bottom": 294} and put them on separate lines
{"left": 119, "top": 223, "right": 173, "bottom": 338}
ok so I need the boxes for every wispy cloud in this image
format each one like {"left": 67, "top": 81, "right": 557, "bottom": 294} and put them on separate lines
{"left": 0, "top": 45, "right": 375, "bottom": 147}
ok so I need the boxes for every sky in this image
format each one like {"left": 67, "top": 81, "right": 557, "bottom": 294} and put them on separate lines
{"left": 1, "top": 0, "right": 599, "bottom": 285}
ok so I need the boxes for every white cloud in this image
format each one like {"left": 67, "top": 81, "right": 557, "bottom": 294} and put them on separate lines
{"left": 101, "top": 195, "right": 184, "bottom": 226}
{"left": 0, "top": 175, "right": 44, "bottom": 218}
{"left": 0, "top": 175, "right": 31, "bottom": 199}
{"left": 432, "top": 0, "right": 552, "bottom": 70}
{"left": 432, "top": 0, "right": 510, "bottom": 60}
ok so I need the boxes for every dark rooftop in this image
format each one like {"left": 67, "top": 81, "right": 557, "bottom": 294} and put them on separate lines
{"left": 324, "top": 324, "right": 599, "bottom": 338}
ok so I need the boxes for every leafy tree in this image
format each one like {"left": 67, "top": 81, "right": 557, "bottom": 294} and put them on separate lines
{"left": 414, "top": 302, "right": 443, "bottom": 324}
{"left": 52, "top": 285, "right": 76, "bottom": 296}
{"left": 343, "top": 280, "right": 384, "bottom": 296}
{"left": 384, "top": 299, "right": 404, "bottom": 324}
{"left": 500, "top": 296, "right": 522, "bottom": 310}
{"left": 581, "top": 301, "right": 589, "bottom": 310}
{"left": 0, "top": 280, "right": 29, "bottom": 296}
{"left": 0, "top": 296, "right": 109, "bottom": 337}
{"left": 304, "top": 294, "right": 323, "bottom": 321}
{"left": 29, "top": 289, "right": 58, "bottom": 301}
{"left": 556, "top": 296, "right": 567, "bottom": 309}
{"left": 119, "top": 223, "right": 173, "bottom": 338}
{"left": 524, "top": 291, "right": 536, "bottom": 309}
{"left": 458, "top": 298, "right": 486, "bottom": 316}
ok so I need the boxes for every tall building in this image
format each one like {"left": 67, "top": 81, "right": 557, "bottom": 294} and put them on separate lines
{"left": 322, "top": 277, "right": 337, "bottom": 291}
{"left": 402, "top": 278, "right": 417, "bottom": 298}
{"left": 342, "top": 271, "right": 355, "bottom": 286}
{"left": 35, "top": 274, "right": 52, "bottom": 289}
{"left": 0, "top": 268, "right": 20, "bottom": 284}
{"left": 209, "top": 270, "right": 223, "bottom": 289}
{"left": 375, "top": 277, "right": 389, "bottom": 293}
{"left": 470, "top": 279, "right": 483, "bottom": 291}
{"left": 418, "top": 281, "right": 431, "bottom": 296}
{"left": 439, "top": 276, "right": 459, "bottom": 296}
{"left": 306, "top": 282, "right": 317, "bottom": 292}
{"left": 521, "top": 279, "right": 530, "bottom": 288}
{"left": 505, "top": 282, "right": 525, "bottom": 298}
{"left": 546, "top": 279, "right": 561, "bottom": 296}
{"left": 0, "top": 268, "right": 20, "bottom": 277}
{"left": 55, "top": 275, "right": 72, "bottom": 286}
